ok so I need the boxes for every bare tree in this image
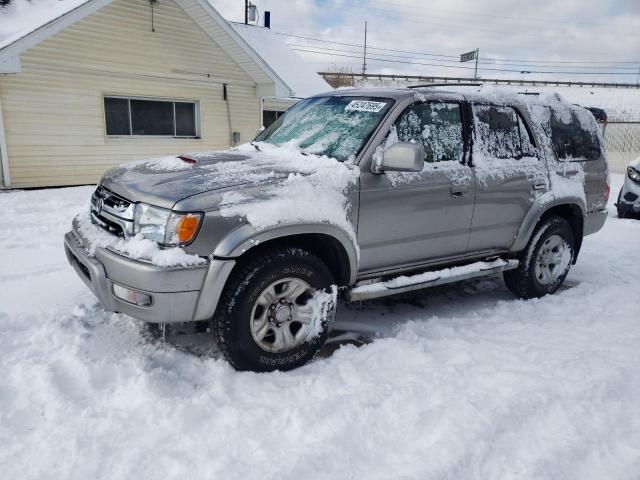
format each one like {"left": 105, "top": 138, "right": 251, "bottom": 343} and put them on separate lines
{"left": 323, "top": 64, "right": 355, "bottom": 89}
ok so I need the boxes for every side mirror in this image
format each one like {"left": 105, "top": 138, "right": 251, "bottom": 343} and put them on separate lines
{"left": 375, "top": 142, "right": 424, "bottom": 173}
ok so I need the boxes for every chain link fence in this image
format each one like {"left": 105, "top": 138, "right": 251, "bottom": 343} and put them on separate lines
{"left": 603, "top": 120, "right": 640, "bottom": 174}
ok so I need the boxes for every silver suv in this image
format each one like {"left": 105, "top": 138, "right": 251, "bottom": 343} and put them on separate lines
{"left": 64, "top": 87, "right": 609, "bottom": 371}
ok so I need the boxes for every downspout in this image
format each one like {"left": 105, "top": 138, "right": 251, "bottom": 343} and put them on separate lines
{"left": 0, "top": 93, "right": 10, "bottom": 188}
{"left": 223, "top": 83, "right": 239, "bottom": 147}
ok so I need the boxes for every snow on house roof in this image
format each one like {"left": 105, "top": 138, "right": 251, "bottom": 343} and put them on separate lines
{"left": 0, "top": 0, "right": 90, "bottom": 50}
{"left": 0, "top": 0, "right": 290, "bottom": 96}
{"left": 230, "top": 22, "right": 332, "bottom": 99}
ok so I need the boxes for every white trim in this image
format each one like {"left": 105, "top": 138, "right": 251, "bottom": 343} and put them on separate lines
{"left": 0, "top": 95, "right": 10, "bottom": 187}
{"left": 0, "top": 0, "right": 113, "bottom": 62}
{"left": 0, "top": 56, "right": 21, "bottom": 74}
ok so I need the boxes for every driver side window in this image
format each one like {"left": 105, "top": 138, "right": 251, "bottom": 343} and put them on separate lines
{"left": 393, "top": 102, "right": 464, "bottom": 163}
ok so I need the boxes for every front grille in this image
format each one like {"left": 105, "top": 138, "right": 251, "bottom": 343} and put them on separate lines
{"left": 624, "top": 192, "right": 638, "bottom": 202}
{"left": 90, "top": 186, "right": 133, "bottom": 238}
{"left": 91, "top": 210, "right": 125, "bottom": 237}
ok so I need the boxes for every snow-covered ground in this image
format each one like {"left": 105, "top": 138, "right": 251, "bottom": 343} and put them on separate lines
{"left": 1, "top": 176, "right": 639, "bottom": 479}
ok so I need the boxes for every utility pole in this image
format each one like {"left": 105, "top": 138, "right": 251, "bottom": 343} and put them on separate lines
{"left": 362, "top": 21, "right": 368, "bottom": 75}
{"left": 244, "top": 0, "right": 248, "bottom": 24}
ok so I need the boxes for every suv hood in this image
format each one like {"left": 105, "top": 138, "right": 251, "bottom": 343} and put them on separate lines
{"left": 101, "top": 148, "right": 294, "bottom": 209}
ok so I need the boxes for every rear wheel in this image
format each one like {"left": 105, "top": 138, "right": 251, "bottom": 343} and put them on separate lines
{"left": 504, "top": 216, "right": 575, "bottom": 299}
{"left": 212, "top": 248, "right": 336, "bottom": 372}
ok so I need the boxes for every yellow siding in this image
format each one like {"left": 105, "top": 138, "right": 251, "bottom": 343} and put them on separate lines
{"left": 0, "top": 0, "right": 262, "bottom": 187}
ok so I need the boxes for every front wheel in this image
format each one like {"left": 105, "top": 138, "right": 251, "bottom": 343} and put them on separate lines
{"left": 504, "top": 216, "right": 575, "bottom": 299}
{"left": 212, "top": 248, "right": 336, "bottom": 372}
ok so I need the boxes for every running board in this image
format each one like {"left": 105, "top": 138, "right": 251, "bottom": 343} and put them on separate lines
{"left": 347, "top": 259, "right": 519, "bottom": 302}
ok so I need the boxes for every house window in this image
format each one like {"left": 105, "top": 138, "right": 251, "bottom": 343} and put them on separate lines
{"left": 104, "top": 96, "right": 199, "bottom": 137}
{"left": 262, "top": 110, "right": 283, "bottom": 129}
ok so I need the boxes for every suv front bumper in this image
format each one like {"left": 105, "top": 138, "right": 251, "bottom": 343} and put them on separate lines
{"left": 64, "top": 224, "right": 235, "bottom": 323}
{"left": 616, "top": 176, "right": 640, "bottom": 216}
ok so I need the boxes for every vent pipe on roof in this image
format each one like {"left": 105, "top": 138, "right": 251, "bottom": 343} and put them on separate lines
{"left": 264, "top": 11, "right": 271, "bottom": 29}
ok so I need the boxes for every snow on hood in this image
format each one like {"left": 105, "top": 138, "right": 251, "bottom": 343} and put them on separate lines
{"left": 101, "top": 142, "right": 357, "bottom": 209}
{"left": 86, "top": 143, "right": 360, "bottom": 265}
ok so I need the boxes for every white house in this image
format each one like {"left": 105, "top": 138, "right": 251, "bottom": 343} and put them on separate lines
{"left": 0, "top": 0, "right": 330, "bottom": 188}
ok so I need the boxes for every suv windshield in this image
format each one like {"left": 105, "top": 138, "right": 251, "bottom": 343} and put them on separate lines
{"left": 255, "top": 96, "right": 394, "bottom": 161}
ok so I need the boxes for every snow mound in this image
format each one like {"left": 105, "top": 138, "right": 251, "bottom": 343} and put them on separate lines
{"left": 1, "top": 176, "right": 640, "bottom": 478}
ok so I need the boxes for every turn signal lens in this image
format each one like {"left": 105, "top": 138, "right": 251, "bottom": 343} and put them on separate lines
{"left": 165, "top": 212, "right": 202, "bottom": 245}
{"left": 176, "top": 214, "right": 200, "bottom": 243}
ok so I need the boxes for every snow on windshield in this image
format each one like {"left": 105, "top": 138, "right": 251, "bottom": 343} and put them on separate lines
{"left": 256, "top": 96, "right": 392, "bottom": 162}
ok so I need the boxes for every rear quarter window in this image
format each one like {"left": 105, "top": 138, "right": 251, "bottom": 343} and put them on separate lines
{"left": 473, "top": 104, "right": 537, "bottom": 160}
{"left": 547, "top": 106, "right": 601, "bottom": 161}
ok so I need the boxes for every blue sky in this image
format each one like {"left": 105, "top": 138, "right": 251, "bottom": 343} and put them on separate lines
{"left": 213, "top": 0, "right": 640, "bottom": 83}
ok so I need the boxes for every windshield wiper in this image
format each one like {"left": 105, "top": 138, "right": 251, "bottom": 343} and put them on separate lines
{"left": 251, "top": 141, "right": 262, "bottom": 152}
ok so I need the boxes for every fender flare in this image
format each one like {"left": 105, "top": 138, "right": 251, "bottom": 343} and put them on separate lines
{"left": 511, "top": 196, "right": 586, "bottom": 253}
{"left": 212, "top": 222, "right": 360, "bottom": 285}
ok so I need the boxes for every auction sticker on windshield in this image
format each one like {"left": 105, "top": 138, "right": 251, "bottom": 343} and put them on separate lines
{"left": 345, "top": 100, "right": 387, "bottom": 113}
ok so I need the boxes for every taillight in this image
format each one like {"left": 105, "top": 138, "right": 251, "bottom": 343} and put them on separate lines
{"left": 604, "top": 183, "right": 610, "bottom": 202}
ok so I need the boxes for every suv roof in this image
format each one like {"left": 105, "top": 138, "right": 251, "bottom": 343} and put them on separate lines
{"left": 317, "top": 85, "right": 578, "bottom": 111}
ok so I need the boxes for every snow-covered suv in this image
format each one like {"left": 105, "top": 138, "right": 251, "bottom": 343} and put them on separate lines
{"left": 64, "top": 86, "right": 609, "bottom": 371}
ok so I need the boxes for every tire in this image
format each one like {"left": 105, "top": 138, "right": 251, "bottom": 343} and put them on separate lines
{"left": 504, "top": 216, "right": 575, "bottom": 299}
{"left": 212, "top": 248, "right": 336, "bottom": 372}
{"left": 617, "top": 206, "right": 631, "bottom": 219}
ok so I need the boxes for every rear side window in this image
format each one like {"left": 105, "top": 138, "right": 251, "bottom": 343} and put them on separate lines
{"left": 548, "top": 106, "right": 601, "bottom": 161}
{"left": 473, "top": 105, "right": 537, "bottom": 160}
{"left": 394, "top": 102, "right": 464, "bottom": 163}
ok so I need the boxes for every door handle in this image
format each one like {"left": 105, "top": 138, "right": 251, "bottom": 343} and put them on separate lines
{"left": 451, "top": 189, "right": 468, "bottom": 197}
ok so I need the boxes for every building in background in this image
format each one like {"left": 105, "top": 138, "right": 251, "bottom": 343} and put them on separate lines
{"left": 0, "top": 0, "right": 329, "bottom": 188}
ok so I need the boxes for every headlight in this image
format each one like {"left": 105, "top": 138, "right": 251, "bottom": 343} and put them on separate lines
{"left": 133, "top": 203, "right": 202, "bottom": 246}
{"left": 628, "top": 166, "right": 640, "bottom": 184}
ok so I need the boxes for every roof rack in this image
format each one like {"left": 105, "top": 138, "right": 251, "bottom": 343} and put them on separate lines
{"left": 407, "top": 83, "right": 483, "bottom": 89}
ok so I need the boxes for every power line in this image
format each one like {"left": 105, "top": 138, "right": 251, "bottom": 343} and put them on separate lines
{"left": 278, "top": 32, "right": 640, "bottom": 66}
{"left": 286, "top": 42, "right": 639, "bottom": 71}
{"left": 291, "top": 47, "right": 639, "bottom": 76}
